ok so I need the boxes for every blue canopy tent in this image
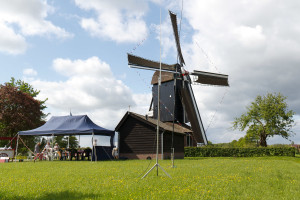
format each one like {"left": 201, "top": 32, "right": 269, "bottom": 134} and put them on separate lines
{"left": 19, "top": 115, "right": 113, "bottom": 135}
{"left": 17, "top": 115, "right": 115, "bottom": 161}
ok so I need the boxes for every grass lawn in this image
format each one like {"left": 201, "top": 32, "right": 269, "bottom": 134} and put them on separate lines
{"left": 0, "top": 157, "right": 299, "bottom": 200}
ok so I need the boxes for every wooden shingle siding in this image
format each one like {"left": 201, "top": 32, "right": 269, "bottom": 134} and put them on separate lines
{"left": 163, "top": 132, "right": 184, "bottom": 153}
{"left": 116, "top": 112, "right": 187, "bottom": 159}
{"left": 119, "top": 116, "right": 158, "bottom": 154}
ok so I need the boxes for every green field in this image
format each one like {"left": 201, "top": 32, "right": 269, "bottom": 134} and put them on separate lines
{"left": 0, "top": 157, "right": 299, "bottom": 200}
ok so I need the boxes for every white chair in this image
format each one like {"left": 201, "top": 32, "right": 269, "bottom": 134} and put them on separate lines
{"left": 27, "top": 152, "right": 34, "bottom": 161}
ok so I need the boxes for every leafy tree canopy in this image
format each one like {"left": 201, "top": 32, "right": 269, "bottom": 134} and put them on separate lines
{"left": 7, "top": 77, "right": 40, "bottom": 97}
{"left": 7, "top": 77, "right": 48, "bottom": 119}
{"left": 233, "top": 93, "right": 295, "bottom": 147}
{"left": 0, "top": 79, "right": 47, "bottom": 150}
{"left": 54, "top": 136, "right": 79, "bottom": 149}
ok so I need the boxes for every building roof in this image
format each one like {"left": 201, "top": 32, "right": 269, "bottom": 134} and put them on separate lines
{"left": 151, "top": 71, "right": 174, "bottom": 85}
{"left": 115, "top": 111, "right": 192, "bottom": 135}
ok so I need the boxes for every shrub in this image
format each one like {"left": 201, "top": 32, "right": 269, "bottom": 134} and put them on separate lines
{"left": 185, "top": 147, "right": 296, "bottom": 157}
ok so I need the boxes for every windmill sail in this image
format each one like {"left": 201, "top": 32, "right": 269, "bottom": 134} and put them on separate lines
{"left": 180, "top": 76, "right": 207, "bottom": 144}
{"left": 128, "top": 54, "right": 176, "bottom": 72}
{"left": 191, "top": 70, "right": 229, "bottom": 86}
{"left": 169, "top": 11, "right": 185, "bottom": 65}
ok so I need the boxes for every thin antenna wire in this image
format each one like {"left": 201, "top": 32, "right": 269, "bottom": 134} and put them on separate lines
{"left": 195, "top": 41, "right": 220, "bottom": 73}
{"left": 176, "top": 0, "right": 184, "bottom": 64}
{"left": 156, "top": 6, "right": 162, "bottom": 176}
{"left": 205, "top": 88, "right": 229, "bottom": 132}
{"left": 179, "top": 0, "right": 184, "bottom": 36}
{"left": 171, "top": 67, "right": 177, "bottom": 168}
{"left": 194, "top": 41, "right": 229, "bottom": 133}
{"left": 142, "top": 7, "right": 171, "bottom": 179}
{"left": 171, "top": 0, "right": 184, "bottom": 168}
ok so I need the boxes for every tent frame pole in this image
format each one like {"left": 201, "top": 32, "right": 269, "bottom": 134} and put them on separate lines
{"left": 14, "top": 135, "right": 19, "bottom": 162}
{"left": 51, "top": 134, "right": 54, "bottom": 161}
{"left": 92, "top": 132, "right": 97, "bottom": 162}
{"left": 91, "top": 133, "right": 94, "bottom": 162}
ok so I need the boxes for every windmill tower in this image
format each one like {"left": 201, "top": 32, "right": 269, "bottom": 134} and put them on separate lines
{"left": 128, "top": 11, "right": 229, "bottom": 146}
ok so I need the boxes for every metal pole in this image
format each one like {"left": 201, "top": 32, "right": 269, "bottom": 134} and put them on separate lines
{"left": 142, "top": 8, "right": 171, "bottom": 179}
{"left": 79, "top": 135, "right": 80, "bottom": 147}
{"left": 91, "top": 132, "right": 94, "bottom": 162}
{"left": 94, "top": 133, "right": 97, "bottom": 162}
{"left": 51, "top": 134, "right": 54, "bottom": 161}
{"left": 171, "top": 67, "right": 178, "bottom": 168}
{"left": 161, "top": 131, "right": 164, "bottom": 160}
{"left": 172, "top": 148, "right": 174, "bottom": 167}
{"left": 14, "top": 135, "right": 19, "bottom": 162}
{"left": 155, "top": 6, "right": 162, "bottom": 176}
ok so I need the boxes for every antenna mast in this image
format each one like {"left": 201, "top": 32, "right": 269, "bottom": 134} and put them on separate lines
{"left": 142, "top": 8, "right": 171, "bottom": 179}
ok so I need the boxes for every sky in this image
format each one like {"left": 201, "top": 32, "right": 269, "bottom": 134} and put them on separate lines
{"left": 0, "top": 0, "right": 299, "bottom": 147}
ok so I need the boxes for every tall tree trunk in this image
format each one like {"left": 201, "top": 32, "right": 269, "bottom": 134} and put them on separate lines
{"left": 259, "top": 132, "right": 267, "bottom": 147}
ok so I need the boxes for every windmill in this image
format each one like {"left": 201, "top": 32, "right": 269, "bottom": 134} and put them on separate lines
{"left": 128, "top": 11, "right": 229, "bottom": 147}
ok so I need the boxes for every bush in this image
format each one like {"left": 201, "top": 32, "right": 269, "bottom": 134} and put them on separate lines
{"left": 185, "top": 147, "right": 296, "bottom": 157}
{"left": 18, "top": 147, "right": 28, "bottom": 156}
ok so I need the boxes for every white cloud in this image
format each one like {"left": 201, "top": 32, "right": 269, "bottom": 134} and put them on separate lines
{"left": 34, "top": 57, "right": 134, "bottom": 111}
{"left": 0, "top": 22, "right": 27, "bottom": 54}
{"left": 53, "top": 57, "right": 112, "bottom": 78}
{"left": 28, "top": 57, "right": 151, "bottom": 130}
{"left": 75, "top": 0, "right": 148, "bottom": 43}
{"left": 23, "top": 68, "right": 38, "bottom": 76}
{"left": 0, "top": 0, "right": 72, "bottom": 54}
{"left": 131, "top": 93, "right": 152, "bottom": 115}
{"left": 165, "top": 0, "right": 300, "bottom": 144}
{"left": 151, "top": 18, "right": 176, "bottom": 59}
{"left": 233, "top": 25, "right": 266, "bottom": 50}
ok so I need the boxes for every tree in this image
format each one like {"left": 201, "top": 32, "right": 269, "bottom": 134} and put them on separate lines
{"left": 228, "top": 135, "right": 257, "bottom": 148}
{"left": 54, "top": 136, "right": 68, "bottom": 148}
{"left": 7, "top": 77, "right": 40, "bottom": 97}
{"left": 7, "top": 77, "right": 48, "bottom": 120}
{"left": 66, "top": 136, "right": 79, "bottom": 149}
{"left": 0, "top": 83, "right": 45, "bottom": 150}
{"left": 233, "top": 93, "right": 295, "bottom": 147}
{"left": 54, "top": 136, "right": 79, "bottom": 149}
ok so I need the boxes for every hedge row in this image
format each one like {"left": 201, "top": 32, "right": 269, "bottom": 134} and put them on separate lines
{"left": 184, "top": 147, "right": 296, "bottom": 157}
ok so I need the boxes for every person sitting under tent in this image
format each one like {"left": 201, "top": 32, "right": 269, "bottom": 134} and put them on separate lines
{"left": 42, "top": 142, "right": 52, "bottom": 160}
{"left": 33, "top": 142, "right": 42, "bottom": 162}
{"left": 53, "top": 143, "right": 60, "bottom": 160}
